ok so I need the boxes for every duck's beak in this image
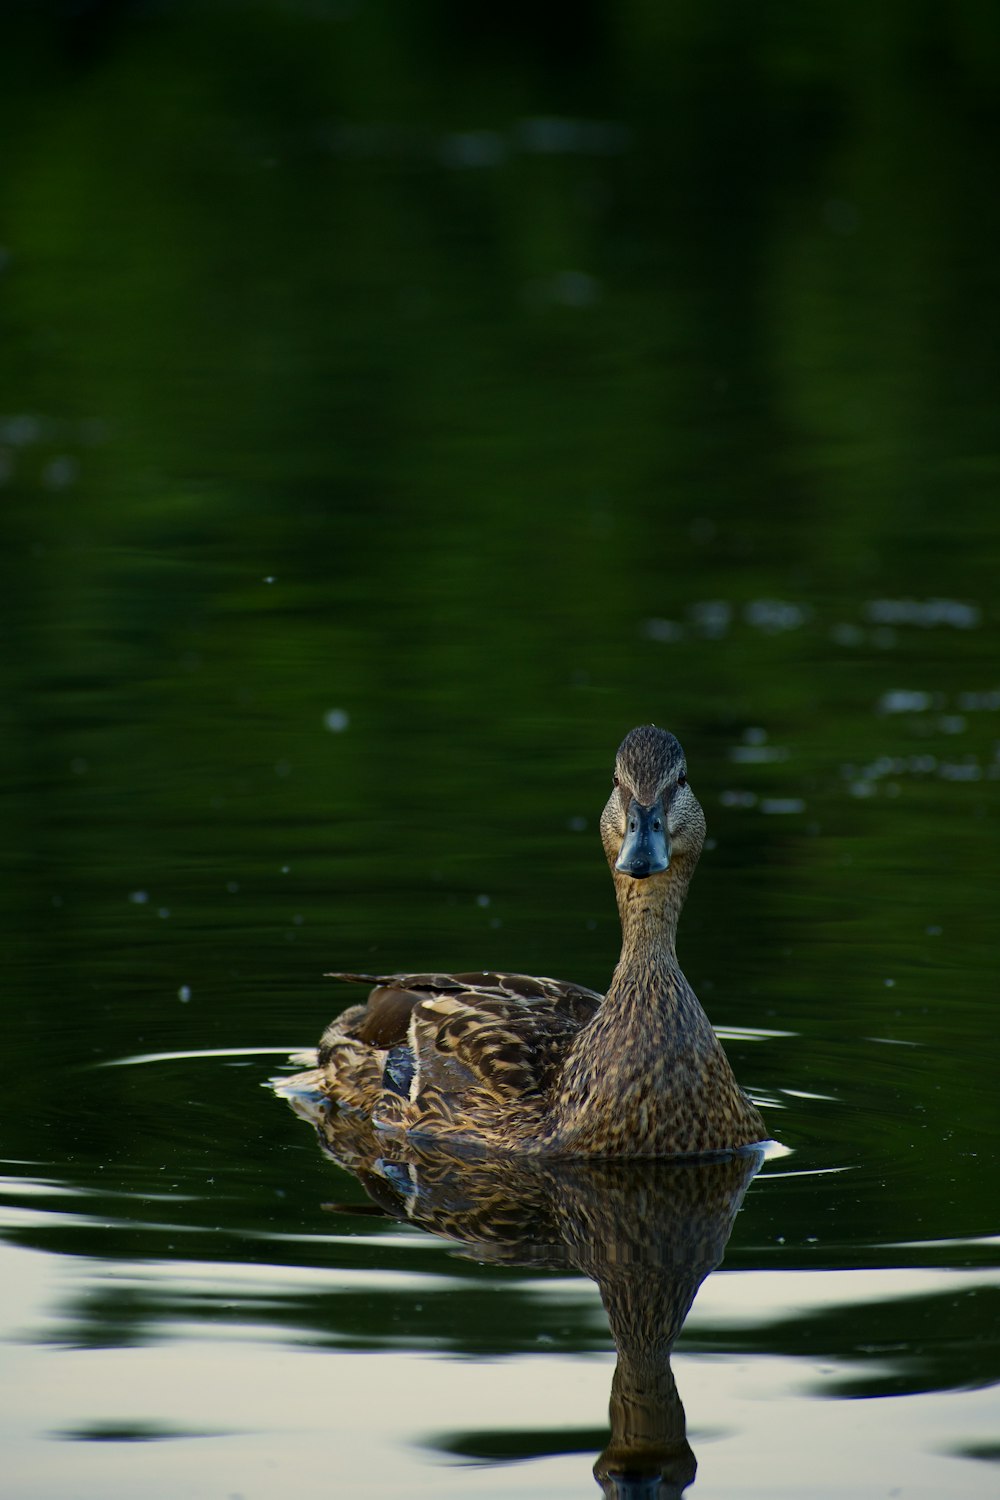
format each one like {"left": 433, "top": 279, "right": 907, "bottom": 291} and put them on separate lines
{"left": 615, "top": 799, "right": 671, "bottom": 878}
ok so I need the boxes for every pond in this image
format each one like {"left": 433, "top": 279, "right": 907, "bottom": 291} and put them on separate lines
{"left": 2, "top": 6, "right": 999, "bottom": 1497}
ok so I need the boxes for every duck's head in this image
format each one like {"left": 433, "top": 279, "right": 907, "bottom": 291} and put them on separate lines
{"left": 600, "top": 724, "right": 706, "bottom": 884}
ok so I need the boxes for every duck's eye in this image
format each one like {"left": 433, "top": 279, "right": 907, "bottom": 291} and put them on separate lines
{"left": 677, "top": 772, "right": 688, "bottom": 788}
{"left": 612, "top": 773, "right": 620, "bottom": 787}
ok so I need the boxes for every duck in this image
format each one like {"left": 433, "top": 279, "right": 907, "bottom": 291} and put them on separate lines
{"left": 308, "top": 724, "right": 766, "bottom": 1158}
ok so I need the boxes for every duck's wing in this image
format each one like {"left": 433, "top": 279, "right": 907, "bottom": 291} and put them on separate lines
{"left": 319, "top": 971, "right": 603, "bottom": 1139}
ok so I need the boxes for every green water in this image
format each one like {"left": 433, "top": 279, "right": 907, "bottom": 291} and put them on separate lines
{"left": 2, "top": 5, "right": 998, "bottom": 1496}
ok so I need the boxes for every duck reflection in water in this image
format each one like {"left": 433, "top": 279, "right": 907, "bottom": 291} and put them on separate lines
{"left": 279, "top": 1084, "right": 763, "bottom": 1500}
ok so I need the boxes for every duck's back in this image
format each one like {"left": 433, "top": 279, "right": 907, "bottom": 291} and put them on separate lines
{"left": 318, "top": 971, "right": 602, "bottom": 1150}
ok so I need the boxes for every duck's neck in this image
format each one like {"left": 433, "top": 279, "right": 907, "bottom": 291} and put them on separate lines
{"left": 548, "top": 858, "right": 713, "bottom": 1153}
{"left": 606, "top": 861, "right": 693, "bottom": 996}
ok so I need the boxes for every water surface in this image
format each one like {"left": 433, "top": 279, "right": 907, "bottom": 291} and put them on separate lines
{"left": 2, "top": 5, "right": 999, "bottom": 1496}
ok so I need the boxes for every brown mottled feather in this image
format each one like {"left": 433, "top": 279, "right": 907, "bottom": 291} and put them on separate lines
{"left": 303, "top": 726, "right": 767, "bottom": 1158}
